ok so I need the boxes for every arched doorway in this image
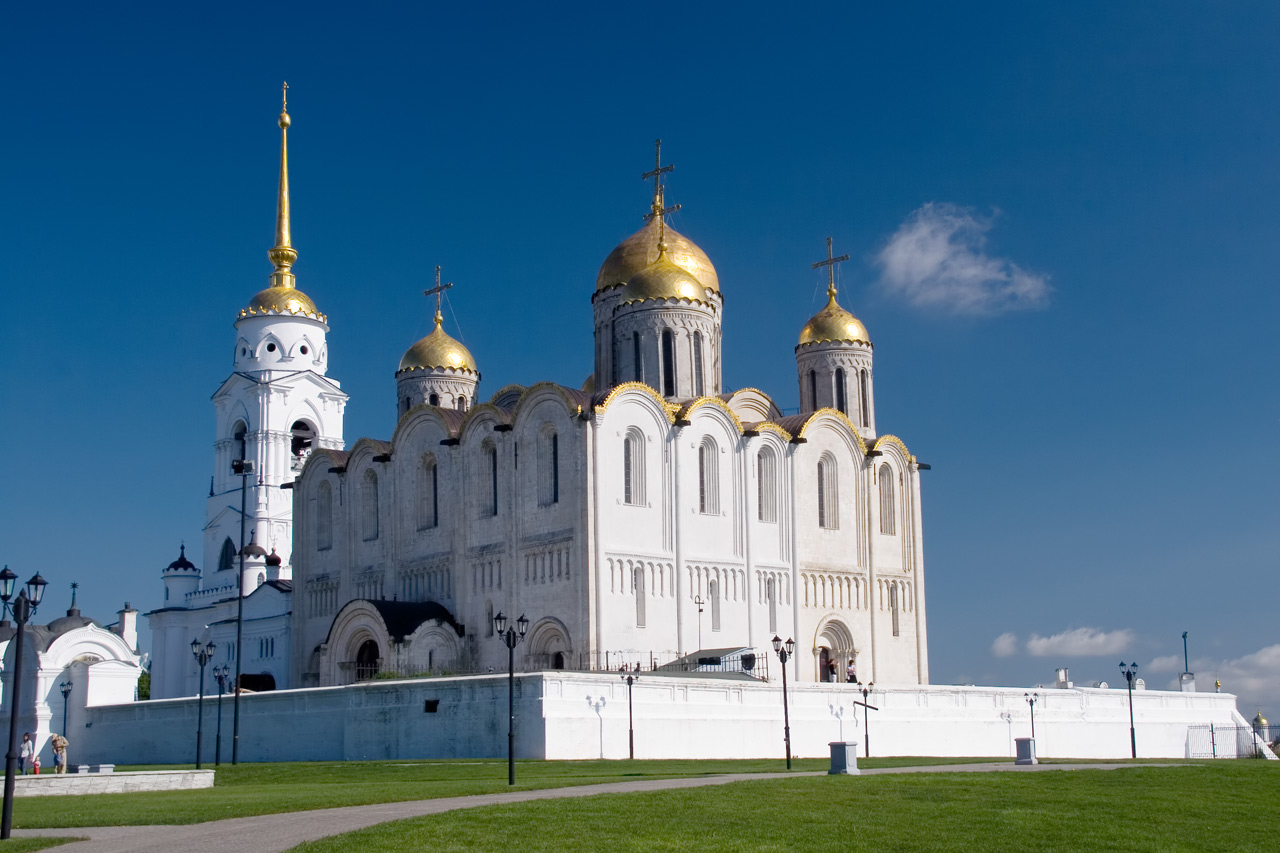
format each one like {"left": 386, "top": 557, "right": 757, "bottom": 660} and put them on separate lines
{"left": 818, "top": 647, "right": 835, "bottom": 683}
{"left": 355, "top": 640, "right": 380, "bottom": 681}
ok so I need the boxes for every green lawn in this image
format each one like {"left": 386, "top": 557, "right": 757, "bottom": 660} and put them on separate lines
{"left": 288, "top": 763, "right": 1280, "bottom": 853}
{"left": 10, "top": 757, "right": 982, "bottom": 829}
{"left": 0, "top": 839, "right": 83, "bottom": 851}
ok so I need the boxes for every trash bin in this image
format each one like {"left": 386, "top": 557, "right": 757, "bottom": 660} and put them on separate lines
{"left": 1015, "top": 737, "right": 1037, "bottom": 765}
{"left": 829, "top": 741, "right": 860, "bottom": 775}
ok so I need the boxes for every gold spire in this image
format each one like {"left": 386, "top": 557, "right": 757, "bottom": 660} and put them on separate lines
{"left": 398, "top": 266, "right": 476, "bottom": 374}
{"left": 798, "top": 237, "right": 869, "bottom": 347}
{"left": 267, "top": 81, "right": 297, "bottom": 287}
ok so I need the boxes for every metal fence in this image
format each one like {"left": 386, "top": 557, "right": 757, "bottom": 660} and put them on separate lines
{"left": 1186, "top": 725, "right": 1273, "bottom": 759}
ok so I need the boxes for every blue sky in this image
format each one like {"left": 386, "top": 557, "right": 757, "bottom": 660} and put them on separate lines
{"left": 3, "top": 3, "right": 1277, "bottom": 715}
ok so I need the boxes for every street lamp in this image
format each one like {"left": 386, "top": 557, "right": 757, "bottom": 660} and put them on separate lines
{"left": 1024, "top": 691, "right": 1039, "bottom": 739}
{"left": 858, "top": 682, "right": 875, "bottom": 758}
{"left": 493, "top": 612, "right": 528, "bottom": 785}
{"left": 1119, "top": 662, "right": 1139, "bottom": 758}
{"left": 771, "top": 635, "right": 796, "bottom": 769}
{"left": 693, "top": 594, "right": 705, "bottom": 651}
{"left": 213, "top": 664, "right": 230, "bottom": 767}
{"left": 1, "top": 566, "right": 48, "bottom": 840}
{"left": 620, "top": 667, "right": 639, "bottom": 759}
{"left": 191, "top": 639, "right": 216, "bottom": 769}
{"left": 229, "top": 456, "right": 259, "bottom": 765}
{"left": 59, "top": 681, "right": 72, "bottom": 736}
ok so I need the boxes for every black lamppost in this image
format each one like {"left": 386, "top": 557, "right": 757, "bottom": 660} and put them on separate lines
{"left": 620, "top": 667, "right": 639, "bottom": 759}
{"left": 230, "top": 456, "right": 257, "bottom": 765}
{"left": 493, "top": 612, "right": 528, "bottom": 785}
{"left": 59, "top": 681, "right": 72, "bottom": 736}
{"left": 213, "top": 664, "right": 229, "bottom": 767}
{"left": 191, "top": 639, "right": 215, "bottom": 769}
{"left": 1024, "top": 691, "right": 1039, "bottom": 739}
{"left": 1119, "top": 661, "right": 1139, "bottom": 758}
{"left": 1, "top": 566, "right": 48, "bottom": 840}
{"left": 859, "top": 681, "right": 875, "bottom": 758}
{"left": 771, "top": 635, "right": 795, "bottom": 769}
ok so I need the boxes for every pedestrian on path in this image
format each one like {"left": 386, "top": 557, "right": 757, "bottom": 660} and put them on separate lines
{"left": 19, "top": 733, "right": 33, "bottom": 774}
{"left": 51, "top": 733, "right": 68, "bottom": 774}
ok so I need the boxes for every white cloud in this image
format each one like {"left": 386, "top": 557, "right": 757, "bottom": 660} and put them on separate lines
{"left": 875, "top": 202, "right": 1051, "bottom": 315}
{"left": 1145, "top": 654, "right": 1184, "bottom": 674}
{"left": 1025, "top": 627, "right": 1134, "bottom": 657}
{"left": 991, "top": 633, "right": 1019, "bottom": 658}
{"left": 1195, "top": 644, "right": 1280, "bottom": 711}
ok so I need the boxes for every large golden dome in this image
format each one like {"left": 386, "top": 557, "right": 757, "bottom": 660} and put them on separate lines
{"left": 398, "top": 318, "right": 477, "bottom": 374}
{"left": 239, "top": 285, "right": 324, "bottom": 321}
{"left": 622, "top": 254, "right": 709, "bottom": 304}
{"left": 798, "top": 293, "right": 870, "bottom": 347}
{"left": 596, "top": 217, "right": 719, "bottom": 294}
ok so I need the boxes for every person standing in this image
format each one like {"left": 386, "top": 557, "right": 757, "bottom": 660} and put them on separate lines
{"left": 846, "top": 659, "right": 857, "bottom": 684}
{"left": 51, "top": 733, "right": 68, "bottom": 774}
{"left": 19, "top": 734, "right": 33, "bottom": 775}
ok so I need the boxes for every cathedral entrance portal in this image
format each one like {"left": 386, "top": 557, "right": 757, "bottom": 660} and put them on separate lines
{"left": 355, "top": 640, "right": 380, "bottom": 681}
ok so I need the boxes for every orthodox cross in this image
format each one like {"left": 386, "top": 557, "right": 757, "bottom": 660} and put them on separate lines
{"left": 69, "top": 581, "right": 79, "bottom": 609}
{"left": 811, "top": 237, "right": 850, "bottom": 297}
{"left": 282, "top": 81, "right": 288, "bottom": 110}
{"left": 424, "top": 265, "right": 453, "bottom": 325}
{"left": 642, "top": 139, "right": 681, "bottom": 228}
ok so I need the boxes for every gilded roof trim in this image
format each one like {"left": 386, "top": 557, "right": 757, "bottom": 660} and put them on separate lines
{"left": 619, "top": 294, "right": 718, "bottom": 309}
{"left": 745, "top": 421, "right": 793, "bottom": 441}
{"left": 675, "top": 397, "right": 745, "bottom": 434}
{"left": 872, "top": 434, "right": 911, "bottom": 459}
{"left": 487, "top": 384, "right": 528, "bottom": 406}
{"left": 510, "top": 382, "right": 593, "bottom": 421}
{"left": 777, "top": 408, "right": 870, "bottom": 455}
{"left": 594, "top": 382, "right": 679, "bottom": 423}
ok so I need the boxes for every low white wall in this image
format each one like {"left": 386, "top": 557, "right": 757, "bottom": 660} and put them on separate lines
{"left": 77, "top": 673, "right": 1250, "bottom": 765}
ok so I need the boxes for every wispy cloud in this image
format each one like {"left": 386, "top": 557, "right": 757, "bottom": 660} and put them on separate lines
{"left": 1194, "top": 645, "right": 1280, "bottom": 709}
{"left": 875, "top": 202, "right": 1051, "bottom": 315}
{"left": 1026, "top": 627, "right": 1134, "bottom": 657}
{"left": 1145, "top": 654, "right": 1184, "bottom": 674}
{"left": 991, "top": 633, "right": 1019, "bottom": 658}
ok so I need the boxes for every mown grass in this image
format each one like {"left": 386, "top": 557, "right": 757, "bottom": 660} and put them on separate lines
{"left": 289, "top": 763, "right": 1280, "bottom": 853}
{"left": 0, "top": 839, "right": 83, "bottom": 851}
{"left": 9, "top": 757, "right": 987, "bottom": 829}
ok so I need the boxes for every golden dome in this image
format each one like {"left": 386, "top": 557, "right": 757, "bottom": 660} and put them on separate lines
{"left": 798, "top": 292, "right": 870, "bottom": 347}
{"left": 240, "top": 285, "right": 324, "bottom": 320}
{"left": 398, "top": 317, "right": 477, "bottom": 374}
{"left": 596, "top": 217, "right": 719, "bottom": 294}
{"left": 622, "top": 253, "right": 709, "bottom": 304}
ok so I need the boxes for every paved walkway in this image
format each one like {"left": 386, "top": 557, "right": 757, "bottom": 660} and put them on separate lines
{"left": 13, "top": 762, "right": 1158, "bottom": 853}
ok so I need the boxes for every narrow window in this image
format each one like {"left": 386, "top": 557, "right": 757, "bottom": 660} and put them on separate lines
{"left": 757, "top": 448, "right": 777, "bottom": 523}
{"left": 419, "top": 456, "right": 438, "bottom": 529}
{"left": 891, "top": 582, "right": 901, "bottom": 637}
{"left": 692, "top": 331, "right": 705, "bottom": 397}
{"left": 316, "top": 483, "right": 332, "bottom": 551}
{"left": 362, "top": 470, "right": 379, "bottom": 540}
{"left": 429, "top": 393, "right": 439, "bottom": 406}
{"left": 488, "top": 444, "right": 499, "bottom": 517}
{"left": 219, "top": 537, "right": 237, "bottom": 572}
{"left": 818, "top": 454, "right": 839, "bottom": 529}
{"left": 808, "top": 370, "right": 818, "bottom": 411}
{"left": 698, "top": 438, "right": 719, "bottom": 514}
{"left": 538, "top": 429, "right": 559, "bottom": 506}
{"left": 456, "top": 395, "right": 467, "bottom": 412}
{"left": 633, "top": 332, "right": 642, "bottom": 383}
{"left": 879, "top": 463, "right": 896, "bottom": 535}
{"left": 767, "top": 577, "right": 777, "bottom": 633}
{"left": 710, "top": 578, "right": 721, "bottom": 632}
{"left": 623, "top": 428, "right": 646, "bottom": 506}
{"left": 552, "top": 433, "right": 559, "bottom": 503}
{"left": 634, "top": 567, "right": 646, "bottom": 627}
{"left": 661, "top": 329, "right": 676, "bottom": 397}
{"left": 860, "top": 369, "right": 869, "bottom": 427}
{"left": 835, "top": 368, "right": 847, "bottom": 415}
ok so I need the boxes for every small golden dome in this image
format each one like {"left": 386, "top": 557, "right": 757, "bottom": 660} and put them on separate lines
{"left": 398, "top": 318, "right": 477, "bottom": 374}
{"left": 597, "top": 217, "right": 719, "bottom": 294}
{"left": 798, "top": 292, "right": 870, "bottom": 347}
{"left": 240, "top": 285, "right": 323, "bottom": 320}
{"left": 622, "top": 254, "right": 708, "bottom": 304}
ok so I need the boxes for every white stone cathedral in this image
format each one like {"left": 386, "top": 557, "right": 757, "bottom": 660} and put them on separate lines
{"left": 290, "top": 137, "right": 929, "bottom": 688}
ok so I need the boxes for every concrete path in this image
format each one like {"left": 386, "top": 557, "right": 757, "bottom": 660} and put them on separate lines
{"left": 12, "top": 762, "right": 1162, "bottom": 853}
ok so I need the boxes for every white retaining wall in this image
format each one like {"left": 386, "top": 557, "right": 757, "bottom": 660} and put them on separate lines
{"left": 76, "top": 672, "right": 1251, "bottom": 765}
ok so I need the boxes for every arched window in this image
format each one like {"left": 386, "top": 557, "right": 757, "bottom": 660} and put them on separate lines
{"left": 698, "top": 438, "right": 719, "bottom": 514}
{"left": 818, "top": 454, "right": 839, "bottom": 529}
{"left": 418, "top": 455, "right": 438, "bottom": 529}
{"left": 891, "top": 581, "right": 901, "bottom": 636}
{"left": 633, "top": 332, "right": 642, "bottom": 383}
{"left": 429, "top": 393, "right": 439, "bottom": 406}
{"left": 661, "top": 329, "right": 676, "bottom": 397}
{"left": 538, "top": 428, "right": 559, "bottom": 506}
{"left": 766, "top": 577, "right": 777, "bottom": 633}
{"left": 879, "top": 463, "right": 896, "bottom": 535}
{"left": 834, "top": 368, "right": 847, "bottom": 415}
{"left": 484, "top": 442, "right": 499, "bottom": 517}
{"left": 362, "top": 470, "right": 379, "bottom": 541}
{"left": 316, "top": 483, "right": 332, "bottom": 551}
{"left": 623, "top": 428, "right": 646, "bottom": 506}
{"left": 860, "top": 369, "right": 869, "bottom": 427}
{"left": 757, "top": 447, "right": 777, "bottom": 523}
{"left": 456, "top": 395, "right": 468, "bottom": 412}
{"left": 710, "top": 578, "right": 721, "bottom": 632}
{"left": 231, "top": 420, "right": 248, "bottom": 471}
{"left": 808, "top": 370, "right": 818, "bottom": 411}
{"left": 218, "top": 537, "right": 236, "bottom": 573}
{"left": 634, "top": 566, "right": 646, "bottom": 627}
{"left": 692, "top": 331, "right": 705, "bottom": 397}
{"left": 290, "top": 420, "right": 316, "bottom": 459}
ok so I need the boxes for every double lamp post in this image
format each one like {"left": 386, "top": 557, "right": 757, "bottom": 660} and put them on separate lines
{"left": 0, "top": 568, "right": 48, "bottom": 840}
{"left": 493, "top": 612, "right": 528, "bottom": 786}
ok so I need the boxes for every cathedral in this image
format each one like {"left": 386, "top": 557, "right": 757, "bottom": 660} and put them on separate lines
{"left": 148, "top": 98, "right": 929, "bottom": 699}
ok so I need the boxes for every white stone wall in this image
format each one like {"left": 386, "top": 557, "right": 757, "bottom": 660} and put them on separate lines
{"left": 73, "top": 672, "right": 1256, "bottom": 765}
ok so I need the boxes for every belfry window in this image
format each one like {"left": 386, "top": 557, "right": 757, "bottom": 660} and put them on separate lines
{"left": 219, "top": 537, "right": 236, "bottom": 572}
{"left": 834, "top": 369, "right": 847, "bottom": 415}
{"left": 692, "top": 331, "right": 705, "bottom": 397}
{"left": 290, "top": 420, "right": 316, "bottom": 459}
{"left": 623, "top": 428, "right": 646, "bottom": 506}
{"left": 879, "top": 463, "right": 896, "bottom": 535}
{"left": 661, "top": 330, "right": 676, "bottom": 397}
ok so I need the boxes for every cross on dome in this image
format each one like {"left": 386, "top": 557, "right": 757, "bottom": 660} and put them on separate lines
{"left": 424, "top": 265, "right": 454, "bottom": 327}
{"left": 811, "top": 236, "right": 851, "bottom": 299}
{"left": 641, "top": 139, "right": 681, "bottom": 249}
